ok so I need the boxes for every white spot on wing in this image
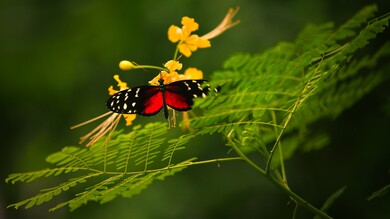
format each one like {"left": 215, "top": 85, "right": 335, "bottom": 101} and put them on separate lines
{"left": 184, "top": 82, "right": 191, "bottom": 90}
{"left": 193, "top": 94, "right": 198, "bottom": 98}
{"left": 202, "top": 93, "right": 206, "bottom": 98}
{"left": 135, "top": 88, "right": 140, "bottom": 97}
{"left": 123, "top": 103, "right": 127, "bottom": 110}
{"left": 132, "top": 102, "right": 136, "bottom": 107}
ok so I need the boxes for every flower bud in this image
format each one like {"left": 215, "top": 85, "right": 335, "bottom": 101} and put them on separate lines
{"left": 119, "top": 60, "right": 134, "bottom": 70}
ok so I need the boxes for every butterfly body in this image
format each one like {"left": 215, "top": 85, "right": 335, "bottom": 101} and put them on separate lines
{"left": 106, "top": 78, "right": 213, "bottom": 119}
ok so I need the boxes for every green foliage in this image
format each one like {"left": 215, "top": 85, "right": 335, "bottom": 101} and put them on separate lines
{"left": 367, "top": 183, "right": 390, "bottom": 201}
{"left": 6, "top": 5, "right": 389, "bottom": 216}
{"left": 6, "top": 122, "right": 198, "bottom": 211}
{"left": 315, "top": 187, "right": 347, "bottom": 219}
{"left": 191, "top": 4, "right": 389, "bottom": 164}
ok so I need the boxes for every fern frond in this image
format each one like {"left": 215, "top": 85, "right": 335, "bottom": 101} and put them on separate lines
{"left": 6, "top": 167, "right": 86, "bottom": 184}
{"left": 162, "top": 133, "right": 196, "bottom": 165}
{"left": 8, "top": 172, "right": 102, "bottom": 210}
{"left": 49, "top": 158, "right": 195, "bottom": 212}
{"left": 191, "top": 4, "right": 389, "bottom": 162}
{"left": 113, "top": 123, "right": 168, "bottom": 171}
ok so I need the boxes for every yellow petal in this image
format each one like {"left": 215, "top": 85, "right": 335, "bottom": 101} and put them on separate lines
{"left": 123, "top": 114, "right": 136, "bottom": 126}
{"left": 149, "top": 72, "right": 167, "bottom": 85}
{"left": 149, "top": 71, "right": 180, "bottom": 85}
{"left": 162, "top": 71, "right": 180, "bottom": 84}
{"left": 181, "top": 17, "right": 199, "bottom": 38}
{"left": 197, "top": 37, "right": 211, "bottom": 48}
{"left": 184, "top": 68, "right": 203, "bottom": 79}
{"left": 185, "top": 34, "right": 199, "bottom": 44}
{"left": 164, "top": 60, "right": 183, "bottom": 72}
{"left": 183, "top": 35, "right": 199, "bottom": 51}
{"left": 168, "top": 25, "right": 182, "bottom": 42}
{"left": 181, "top": 16, "right": 199, "bottom": 32}
{"left": 113, "top": 75, "right": 129, "bottom": 90}
{"left": 108, "top": 85, "right": 118, "bottom": 95}
{"left": 178, "top": 43, "right": 192, "bottom": 57}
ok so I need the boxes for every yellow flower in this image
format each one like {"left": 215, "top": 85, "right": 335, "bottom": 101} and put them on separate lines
{"left": 168, "top": 17, "right": 198, "bottom": 42}
{"left": 168, "top": 16, "right": 211, "bottom": 57}
{"left": 149, "top": 60, "right": 183, "bottom": 85}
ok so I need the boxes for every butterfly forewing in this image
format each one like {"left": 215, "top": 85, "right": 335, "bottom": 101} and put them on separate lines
{"left": 165, "top": 80, "right": 210, "bottom": 111}
{"left": 106, "top": 86, "right": 163, "bottom": 116}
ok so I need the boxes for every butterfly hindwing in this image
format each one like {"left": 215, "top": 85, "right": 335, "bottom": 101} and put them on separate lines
{"left": 141, "top": 89, "right": 164, "bottom": 116}
{"left": 165, "top": 80, "right": 210, "bottom": 111}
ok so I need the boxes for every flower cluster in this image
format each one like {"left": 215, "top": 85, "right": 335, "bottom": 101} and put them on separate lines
{"left": 73, "top": 8, "right": 239, "bottom": 146}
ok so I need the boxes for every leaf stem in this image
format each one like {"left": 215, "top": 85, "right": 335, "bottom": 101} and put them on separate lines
{"left": 173, "top": 44, "right": 180, "bottom": 61}
{"left": 265, "top": 64, "right": 323, "bottom": 173}
{"left": 100, "top": 157, "right": 243, "bottom": 175}
{"left": 270, "top": 110, "right": 288, "bottom": 184}
{"left": 227, "top": 131, "right": 332, "bottom": 219}
{"left": 134, "top": 65, "right": 167, "bottom": 72}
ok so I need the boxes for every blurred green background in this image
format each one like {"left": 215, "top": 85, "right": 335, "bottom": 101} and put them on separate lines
{"left": 1, "top": 0, "right": 389, "bottom": 218}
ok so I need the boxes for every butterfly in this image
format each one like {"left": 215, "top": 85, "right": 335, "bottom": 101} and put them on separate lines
{"left": 106, "top": 78, "right": 218, "bottom": 119}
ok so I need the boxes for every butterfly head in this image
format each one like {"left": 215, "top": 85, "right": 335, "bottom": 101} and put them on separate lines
{"left": 158, "top": 77, "right": 165, "bottom": 85}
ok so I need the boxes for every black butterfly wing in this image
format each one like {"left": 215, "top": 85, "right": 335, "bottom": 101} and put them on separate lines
{"left": 106, "top": 85, "right": 164, "bottom": 116}
{"left": 164, "top": 80, "right": 211, "bottom": 111}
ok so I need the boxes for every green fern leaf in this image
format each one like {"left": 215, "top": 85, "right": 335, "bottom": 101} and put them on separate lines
{"left": 6, "top": 122, "right": 202, "bottom": 211}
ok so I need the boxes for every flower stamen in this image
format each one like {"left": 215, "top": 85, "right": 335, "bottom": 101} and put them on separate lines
{"left": 71, "top": 112, "right": 121, "bottom": 147}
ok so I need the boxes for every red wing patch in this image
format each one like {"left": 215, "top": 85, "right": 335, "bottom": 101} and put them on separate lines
{"left": 165, "top": 90, "right": 192, "bottom": 111}
{"left": 141, "top": 90, "right": 163, "bottom": 116}
{"left": 106, "top": 86, "right": 163, "bottom": 116}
